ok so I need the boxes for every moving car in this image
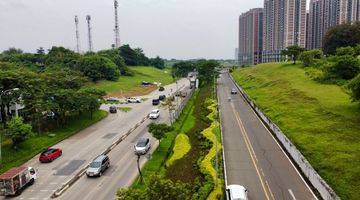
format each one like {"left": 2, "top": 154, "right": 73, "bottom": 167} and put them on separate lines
{"left": 149, "top": 109, "right": 160, "bottom": 119}
{"left": 231, "top": 88, "right": 238, "bottom": 95}
{"left": 152, "top": 98, "right": 160, "bottom": 105}
{"left": 134, "top": 138, "right": 151, "bottom": 155}
{"left": 0, "top": 166, "right": 37, "bottom": 196}
{"left": 226, "top": 185, "right": 248, "bottom": 200}
{"left": 109, "top": 106, "right": 117, "bottom": 113}
{"left": 86, "top": 155, "right": 110, "bottom": 177}
{"left": 39, "top": 148, "right": 62, "bottom": 163}
{"left": 159, "top": 86, "right": 165, "bottom": 91}
{"left": 159, "top": 95, "right": 166, "bottom": 101}
{"left": 181, "top": 91, "right": 187, "bottom": 97}
{"left": 127, "top": 97, "right": 141, "bottom": 103}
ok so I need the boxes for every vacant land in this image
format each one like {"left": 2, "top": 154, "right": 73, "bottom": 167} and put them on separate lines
{"left": 232, "top": 63, "right": 360, "bottom": 199}
{"left": 0, "top": 110, "right": 107, "bottom": 174}
{"left": 91, "top": 66, "right": 173, "bottom": 97}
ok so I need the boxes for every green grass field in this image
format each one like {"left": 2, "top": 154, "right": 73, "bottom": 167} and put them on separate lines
{"left": 0, "top": 110, "right": 108, "bottom": 174}
{"left": 232, "top": 63, "right": 360, "bottom": 200}
{"left": 91, "top": 66, "right": 174, "bottom": 97}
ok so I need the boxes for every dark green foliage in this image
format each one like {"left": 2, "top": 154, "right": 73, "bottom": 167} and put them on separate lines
{"left": 77, "top": 55, "right": 120, "bottom": 82}
{"left": 45, "top": 46, "right": 81, "bottom": 68}
{"left": 150, "top": 56, "right": 165, "bottom": 69}
{"left": 348, "top": 74, "right": 360, "bottom": 101}
{"left": 172, "top": 61, "right": 196, "bottom": 78}
{"left": 119, "top": 45, "right": 143, "bottom": 66}
{"left": 148, "top": 123, "right": 174, "bottom": 141}
{"left": 5, "top": 117, "right": 33, "bottom": 148}
{"left": 336, "top": 46, "right": 355, "bottom": 56}
{"left": 118, "top": 175, "right": 190, "bottom": 200}
{"left": 325, "top": 55, "right": 360, "bottom": 80}
{"left": 97, "top": 49, "right": 133, "bottom": 76}
{"left": 281, "top": 45, "right": 305, "bottom": 64}
{"left": 299, "top": 49, "right": 324, "bottom": 67}
{"left": 196, "top": 60, "right": 220, "bottom": 86}
{"left": 323, "top": 22, "right": 360, "bottom": 55}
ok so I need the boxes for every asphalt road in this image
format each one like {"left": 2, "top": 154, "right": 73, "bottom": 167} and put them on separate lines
{"left": 218, "top": 72, "right": 317, "bottom": 200}
{"left": 2, "top": 79, "right": 189, "bottom": 200}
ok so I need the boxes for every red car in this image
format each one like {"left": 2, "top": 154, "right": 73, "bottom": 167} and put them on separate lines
{"left": 39, "top": 148, "right": 62, "bottom": 163}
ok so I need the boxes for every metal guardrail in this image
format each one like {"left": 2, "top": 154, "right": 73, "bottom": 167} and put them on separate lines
{"left": 228, "top": 73, "right": 340, "bottom": 200}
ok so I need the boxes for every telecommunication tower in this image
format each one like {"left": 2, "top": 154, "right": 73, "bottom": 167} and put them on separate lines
{"left": 114, "top": 0, "right": 120, "bottom": 48}
{"left": 86, "top": 15, "right": 93, "bottom": 52}
{"left": 74, "top": 16, "right": 81, "bottom": 53}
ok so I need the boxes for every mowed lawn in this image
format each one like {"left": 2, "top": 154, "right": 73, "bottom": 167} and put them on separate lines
{"left": 91, "top": 66, "right": 174, "bottom": 97}
{"left": 232, "top": 63, "right": 360, "bottom": 200}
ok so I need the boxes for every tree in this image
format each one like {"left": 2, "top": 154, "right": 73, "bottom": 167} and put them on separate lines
{"left": 348, "top": 74, "right": 360, "bottom": 102}
{"left": 148, "top": 123, "right": 173, "bottom": 141}
{"left": 299, "top": 49, "right": 323, "bottom": 67}
{"left": 117, "top": 175, "right": 190, "bottom": 200}
{"left": 119, "top": 45, "right": 140, "bottom": 66}
{"left": 172, "top": 61, "right": 196, "bottom": 78}
{"left": 150, "top": 56, "right": 165, "bottom": 69}
{"left": 197, "top": 60, "right": 220, "bottom": 86}
{"left": 97, "top": 49, "right": 133, "bottom": 76}
{"left": 77, "top": 55, "right": 120, "bottom": 82}
{"left": 2, "top": 48, "right": 23, "bottom": 55}
{"left": 326, "top": 55, "right": 360, "bottom": 80}
{"left": 45, "top": 46, "right": 81, "bottom": 68}
{"left": 323, "top": 22, "right": 360, "bottom": 55}
{"left": 336, "top": 46, "right": 355, "bottom": 56}
{"left": 281, "top": 45, "right": 305, "bottom": 64}
{"left": 5, "top": 117, "right": 33, "bottom": 148}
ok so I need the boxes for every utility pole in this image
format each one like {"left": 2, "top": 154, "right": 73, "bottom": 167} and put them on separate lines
{"left": 74, "top": 16, "right": 81, "bottom": 53}
{"left": 114, "top": 0, "right": 121, "bottom": 48}
{"left": 86, "top": 15, "right": 93, "bottom": 52}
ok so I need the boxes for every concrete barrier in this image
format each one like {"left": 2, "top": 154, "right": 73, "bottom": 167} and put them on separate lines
{"left": 228, "top": 73, "right": 340, "bottom": 200}
{"left": 51, "top": 116, "right": 149, "bottom": 198}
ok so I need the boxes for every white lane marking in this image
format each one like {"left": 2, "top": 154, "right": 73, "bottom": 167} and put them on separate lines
{"left": 288, "top": 189, "right": 297, "bottom": 200}
{"left": 228, "top": 74, "right": 318, "bottom": 200}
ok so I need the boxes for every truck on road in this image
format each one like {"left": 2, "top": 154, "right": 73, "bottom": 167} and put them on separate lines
{"left": 0, "top": 166, "right": 37, "bottom": 196}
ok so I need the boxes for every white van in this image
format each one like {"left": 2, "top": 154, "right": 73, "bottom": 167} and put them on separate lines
{"left": 226, "top": 185, "right": 248, "bottom": 200}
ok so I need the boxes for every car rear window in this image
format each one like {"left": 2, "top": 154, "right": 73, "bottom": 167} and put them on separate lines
{"left": 137, "top": 138, "right": 148, "bottom": 147}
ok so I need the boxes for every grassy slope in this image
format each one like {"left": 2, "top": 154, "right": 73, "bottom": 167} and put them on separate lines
{"left": 90, "top": 66, "right": 173, "bottom": 97}
{"left": 232, "top": 63, "right": 360, "bottom": 200}
{"left": 1, "top": 110, "right": 108, "bottom": 174}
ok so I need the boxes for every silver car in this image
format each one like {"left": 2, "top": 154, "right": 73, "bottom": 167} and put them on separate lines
{"left": 134, "top": 138, "right": 151, "bottom": 155}
{"left": 86, "top": 155, "right": 110, "bottom": 177}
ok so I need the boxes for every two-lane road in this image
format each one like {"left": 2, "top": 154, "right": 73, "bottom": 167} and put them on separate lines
{"left": 218, "top": 72, "right": 317, "bottom": 200}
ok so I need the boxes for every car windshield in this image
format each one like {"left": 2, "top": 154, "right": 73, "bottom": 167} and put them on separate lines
{"left": 41, "top": 149, "right": 54, "bottom": 155}
{"left": 90, "top": 161, "right": 101, "bottom": 168}
{"left": 151, "top": 110, "right": 158, "bottom": 114}
{"left": 136, "top": 139, "right": 147, "bottom": 147}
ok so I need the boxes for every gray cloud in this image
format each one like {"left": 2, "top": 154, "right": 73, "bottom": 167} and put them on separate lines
{"left": 0, "top": 0, "right": 263, "bottom": 59}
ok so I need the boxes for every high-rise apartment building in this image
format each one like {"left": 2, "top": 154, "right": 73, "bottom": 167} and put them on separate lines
{"left": 238, "top": 8, "right": 264, "bottom": 65}
{"left": 262, "top": 0, "right": 307, "bottom": 62}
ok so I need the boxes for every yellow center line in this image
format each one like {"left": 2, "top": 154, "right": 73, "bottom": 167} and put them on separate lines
{"left": 229, "top": 100, "right": 274, "bottom": 200}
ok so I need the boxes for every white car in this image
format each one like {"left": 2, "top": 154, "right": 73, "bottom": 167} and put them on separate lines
{"left": 127, "top": 97, "right": 141, "bottom": 103}
{"left": 226, "top": 185, "right": 248, "bottom": 200}
{"left": 149, "top": 109, "right": 160, "bottom": 119}
{"left": 134, "top": 138, "right": 151, "bottom": 155}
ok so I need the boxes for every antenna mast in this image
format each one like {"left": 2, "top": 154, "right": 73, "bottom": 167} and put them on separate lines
{"left": 114, "top": 0, "right": 120, "bottom": 48}
{"left": 86, "top": 15, "right": 93, "bottom": 52}
{"left": 74, "top": 16, "right": 81, "bottom": 53}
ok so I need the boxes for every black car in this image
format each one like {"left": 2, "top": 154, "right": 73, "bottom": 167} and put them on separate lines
{"left": 109, "top": 106, "right": 117, "bottom": 113}
{"left": 159, "top": 95, "right": 166, "bottom": 101}
{"left": 159, "top": 86, "right": 165, "bottom": 91}
{"left": 152, "top": 99, "right": 160, "bottom": 105}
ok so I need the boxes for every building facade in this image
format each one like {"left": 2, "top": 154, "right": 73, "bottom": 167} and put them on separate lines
{"left": 238, "top": 8, "right": 264, "bottom": 65}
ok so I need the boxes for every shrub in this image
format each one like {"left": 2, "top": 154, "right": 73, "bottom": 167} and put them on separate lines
{"left": 348, "top": 74, "right": 360, "bottom": 102}
{"left": 336, "top": 46, "right": 355, "bottom": 56}
{"left": 299, "top": 49, "right": 324, "bottom": 67}
{"left": 5, "top": 117, "right": 33, "bottom": 148}
{"left": 166, "top": 133, "right": 191, "bottom": 167}
{"left": 325, "top": 55, "right": 360, "bottom": 80}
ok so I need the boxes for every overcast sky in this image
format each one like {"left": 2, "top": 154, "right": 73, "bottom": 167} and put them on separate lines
{"left": 0, "top": 0, "right": 263, "bottom": 59}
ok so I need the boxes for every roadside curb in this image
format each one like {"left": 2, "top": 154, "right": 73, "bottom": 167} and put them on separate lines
{"left": 228, "top": 72, "right": 339, "bottom": 200}
{"left": 51, "top": 115, "right": 149, "bottom": 198}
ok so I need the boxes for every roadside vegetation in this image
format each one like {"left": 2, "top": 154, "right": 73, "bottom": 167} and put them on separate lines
{"left": 232, "top": 28, "right": 360, "bottom": 198}
{"left": 119, "top": 60, "right": 224, "bottom": 199}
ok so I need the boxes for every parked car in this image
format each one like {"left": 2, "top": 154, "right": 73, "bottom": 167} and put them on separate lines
{"left": 159, "top": 95, "right": 166, "bottom": 101}
{"left": 231, "top": 88, "right": 238, "bottom": 95}
{"left": 141, "top": 81, "right": 152, "bottom": 86}
{"left": 226, "top": 185, "right": 248, "bottom": 200}
{"left": 39, "top": 148, "right": 62, "bottom": 163}
{"left": 127, "top": 97, "right": 141, "bottom": 103}
{"left": 159, "top": 86, "right": 165, "bottom": 91}
{"left": 134, "top": 138, "right": 151, "bottom": 155}
{"left": 109, "top": 106, "right": 117, "bottom": 113}
{"left": 86, "top": 155, "right": 110, "bottom": 177}
{"left": 149, "top": 109, "right": 160, "bottom": 119}
{"left": 181, "top": 91, "right": 187, "bottom": 97}
{"left": 0, "top": 166, "right": 37, "bottom": 196}
{"left": 152, "top": 98, "right": 160, "bottom": 106}
{"left": 106, "top": 97, "right": 120, "bottom": 104}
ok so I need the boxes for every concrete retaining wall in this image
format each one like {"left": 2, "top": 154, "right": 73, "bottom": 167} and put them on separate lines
{"left": 229, "top": 73, "right": 340, "bottom": 200}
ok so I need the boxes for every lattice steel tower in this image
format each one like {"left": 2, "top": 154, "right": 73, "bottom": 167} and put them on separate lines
{"left": 114, "top": 0, "right": 120, "bottom": 48}
{"left": 86, "top": 15, "right": 93, "bottom": 52}
{"left": 74, "top": 16, "right": 81, "bottom": 53}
